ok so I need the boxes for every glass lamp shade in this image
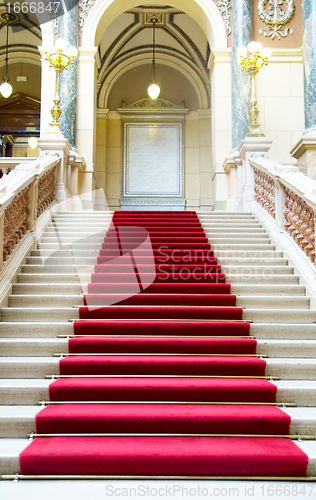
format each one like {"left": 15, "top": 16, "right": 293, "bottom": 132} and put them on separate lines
{"left": 247, "top": 41, "right": 263, "bottom": 54}
{"left": 0, "top": 81, "right": 13, "bottom": 98}
{"left": 237, "top": 46, "right": 247, "bottom": 58}
{"left": 261, "top": 47, "right": 272, "bottom": 59}
{"left": 28, "top": 137, "right": 38, "bottom": 149}
{"left": 148, "top": 82, "right": 160, "bottom": 100}
{"left": 67, "top": 46, "right": 78, "bottom": 58}
{"left": 55, "top": 38, "right": 67, "bottom": 51}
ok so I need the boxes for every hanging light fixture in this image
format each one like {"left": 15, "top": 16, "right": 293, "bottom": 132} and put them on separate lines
{"left": 147, "top": 17, "right": 160, "bottom": 100}
{"left": 0, "top": 13, "right": 16, "bottom": 99}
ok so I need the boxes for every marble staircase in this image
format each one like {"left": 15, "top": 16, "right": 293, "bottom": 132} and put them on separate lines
{"left": 0, "top": 211, "right": 315, "bottom": 476}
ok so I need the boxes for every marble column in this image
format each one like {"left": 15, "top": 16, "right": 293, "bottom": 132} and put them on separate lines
{"left": 231, "top": 0, "right": 253, "bottom": 149}
{"left": 57, "top": 4, "right": 78, "bottom": 147}
{"left": 303, "top": 0, "right": 316, "bottom": 137}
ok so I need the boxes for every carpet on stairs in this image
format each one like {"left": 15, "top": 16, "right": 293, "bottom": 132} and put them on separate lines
{"left": 19, "top": 210, "right": 309, "bottom": 478}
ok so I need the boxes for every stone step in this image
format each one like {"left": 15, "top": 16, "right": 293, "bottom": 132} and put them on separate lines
{"left": 203, "top": 223, "right": 263, "bottom": 229}
{"left": 15, "top": 273, "right": 300, "bottom": 285}
{"left": 215, "top": 250, "right": 284, "bottom": 259}
{"left": 0, "top": 406, "right": 315, "bottom": 438}
{"left": 39, "top": 237, "right": 105, "bottom": 245}
{"left": 205, "top": 228, "right": 267, "bottom": 234}
{"left": 19, "top": 264, "right": 295, "bottom": 276}
{"left": 1, "top": 438, "right": 315, "bottom": 477}
{"left": 212, "top": 243, "right": 275, "bottom": 250}
{"left": 206, "top": 232, "right": 269, "bottom": 238}
{"left": 218, "top": 258, "right": 288, "bottom": 266}
{"left": 12, "top": 284, "right": 84, "bottom": 295}
{"left": 7, "top": 295, "right": 310, "bottom": 310}
{"left": 25, "top": 257, "right": 98, "bottom": 266}
{"left": 30, "top": 249, "right": 100, "bottom": 257}
{"left": 37, "top": 243, "right": 107, "bottom": 250}
{"left": 228, "top": 275, "right": 300, "bottom": 285}
{"left": 231, "top": 285, "right": 306, "bottom": 296}
{"left": 0, "top": 322, "right": 73, "bottom": 338}
{"left": 1, "top": 307, "right": 315, "bottom": 323}
{"left": 1, "top": 338, "right": 316, "bottom": 358}
{"left": 0, "top": 322, "right": 315, "bottom": 339}
{"left": 0, "top": 379, "right": 315, "bottom": 405}
{"left": 1, "top": 356, "right": 316, "bottom": 380}
{"left": 199, "top": 215, "right": 256, "bottom": 220}
{"left": 223, "top": 266, "right": 294, "bottom": 275}
{"left": 210, "top": 239, "right": 272, "bottom": 246}
{"left": 11, "top": 284, "right": 307, "bottom": 297}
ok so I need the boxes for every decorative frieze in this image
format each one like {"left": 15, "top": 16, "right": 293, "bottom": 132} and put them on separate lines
{"left": 284, "top": 188, "right": 315, "bottom": 263}
{"left": 257, "top": 0, "right": 295, "bottom": 40}
{"left": 254, "top": 168, "right": 275, "bottom": 218}
{"left": 37, "top": 167, "right": 56, "bottom": 216}
{"left": 3, "top": 187, "right": 30, "bottom": 262}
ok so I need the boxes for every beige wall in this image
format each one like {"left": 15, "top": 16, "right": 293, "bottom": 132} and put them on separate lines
{"left": 95, "top": 109, "right": 213, "bottom": 211}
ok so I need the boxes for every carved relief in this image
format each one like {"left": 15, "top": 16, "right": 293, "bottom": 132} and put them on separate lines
{"left": 37, "top": 167, "right": 56, "bottom": 216}
{"left": 284, "top": 188, "right": 315, "bottom": 263}
{"left": 254, "top": 168, "right": 275, "bottom": 218}
{"left": 3, "top": 187, "right": 30, "bottom": 262}
{"left": 257, "top": 0, "right": 295, "bottom": 40}
{"left": 215, "top": 0, "right": 231, "bottom": 36}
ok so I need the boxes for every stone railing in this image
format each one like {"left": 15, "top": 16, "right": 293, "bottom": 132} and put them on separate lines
{"left": 254, "top": 168, "right": 275, "bottom": 219}
{"left": 0, "top": 155, "right": 60, "bottom": 267}
{"left": 249, "top": 156, "right": 316, "bottom": 265}
{"left": 0, "top": 158, "right": 39, "bottom": 178}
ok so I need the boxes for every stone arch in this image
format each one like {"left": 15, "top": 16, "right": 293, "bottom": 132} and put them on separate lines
{"left": 82, "top": 0, "right": 227, "bottom": 49}
{"left": 98, "top": 52, "right": 209, "bottom": 109}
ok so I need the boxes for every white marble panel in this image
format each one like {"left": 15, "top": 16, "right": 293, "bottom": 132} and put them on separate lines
{"left": 124, "top": 124, "right": 182, "bottom": 196}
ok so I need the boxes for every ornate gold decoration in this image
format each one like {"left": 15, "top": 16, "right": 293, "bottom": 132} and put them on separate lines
{"left": 237, "top": 43, "right": 270, "bottom": 136}
{"left": 254, "top": 168, "right": 275, "bottom": 218}
{"left": 3, "top": 186, "right": 30, "bottom": 262}
{"left": 37, "top": 167, "right": 56, "bottom": 216}
{"left": 258, "top": 0, "right": 295, "bottom": 40}
{"left": 284, "top": 188, "right": 315, "bottom": 263}
{"left": 144, "top": 13, "right": 164, "bottom": 25}
{"left": 45, "top": 43, "right": 77, "bottom": 132}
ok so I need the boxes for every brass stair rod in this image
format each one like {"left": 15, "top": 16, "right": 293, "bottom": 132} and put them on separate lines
{"left": 53, "top": 353, "right": 266, "bottom": 357}
{"left": 38, "top": 400, "right": 296, "bottom": 407}
{"left": 1, "top": 474, "right": 315, "bottom": 481}
{"left": 45, "top": 374, "right": 279, "bottom": 380}
{"left": 27, "top": 432, "right": 316, "bottom": 441}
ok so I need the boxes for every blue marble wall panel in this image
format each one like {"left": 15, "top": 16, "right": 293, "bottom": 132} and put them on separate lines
{"left": 303, "top": 0, "right": 316, "bottom": 135}
{"left": 57, "top": 5, "right": 78, "bottom": 147}
{"left": 231, "top": 0, "right": 252, "bottom": 149}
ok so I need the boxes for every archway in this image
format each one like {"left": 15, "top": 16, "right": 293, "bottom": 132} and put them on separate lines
{"left": 82, "top": 0, "right": 227, "bottom": 49}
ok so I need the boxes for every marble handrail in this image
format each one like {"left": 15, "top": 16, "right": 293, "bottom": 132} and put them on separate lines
{"left": 0, "top": 155, "right": 60, "bottom": 267}
{"left": 249, "top": 157, "right": 316, "bottom": 264}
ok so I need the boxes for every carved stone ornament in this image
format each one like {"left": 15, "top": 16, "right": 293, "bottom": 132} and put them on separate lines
{"left": 215, "top": 0, "right": 231, "bottom": 36}
{"left": 284, "top": 188, "right": 315, "bottom": 263}
{"left": 257, "top": 0, "right": 295, "bottom": 40}
{"left": 121, "top": 98, "right": 185, "bottom": 109}
{"left": 254, "top": 168, "right": 275, "bottom": 218}
{"left": 37, "top": 167, "right": 56, "bottom": 216}
{"left": 3, "top": 186, "right": 30, "bottom": 262}
{"left": 79, "top": 0, "right": 95, "bottom": 32}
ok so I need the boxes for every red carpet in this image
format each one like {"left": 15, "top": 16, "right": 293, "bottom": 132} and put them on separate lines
{"left": 19, "top": 210, "right": 308, "bottom": 477}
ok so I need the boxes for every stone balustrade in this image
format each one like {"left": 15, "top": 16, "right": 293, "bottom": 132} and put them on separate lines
{"left": 0, "top": 156, "right": 59, "bottom": 268}
{"left": 254, "top": 168, "right": 275, "bottom": 219}
{"left": 249, "top": 157, "right": 316, "bottom": 265}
